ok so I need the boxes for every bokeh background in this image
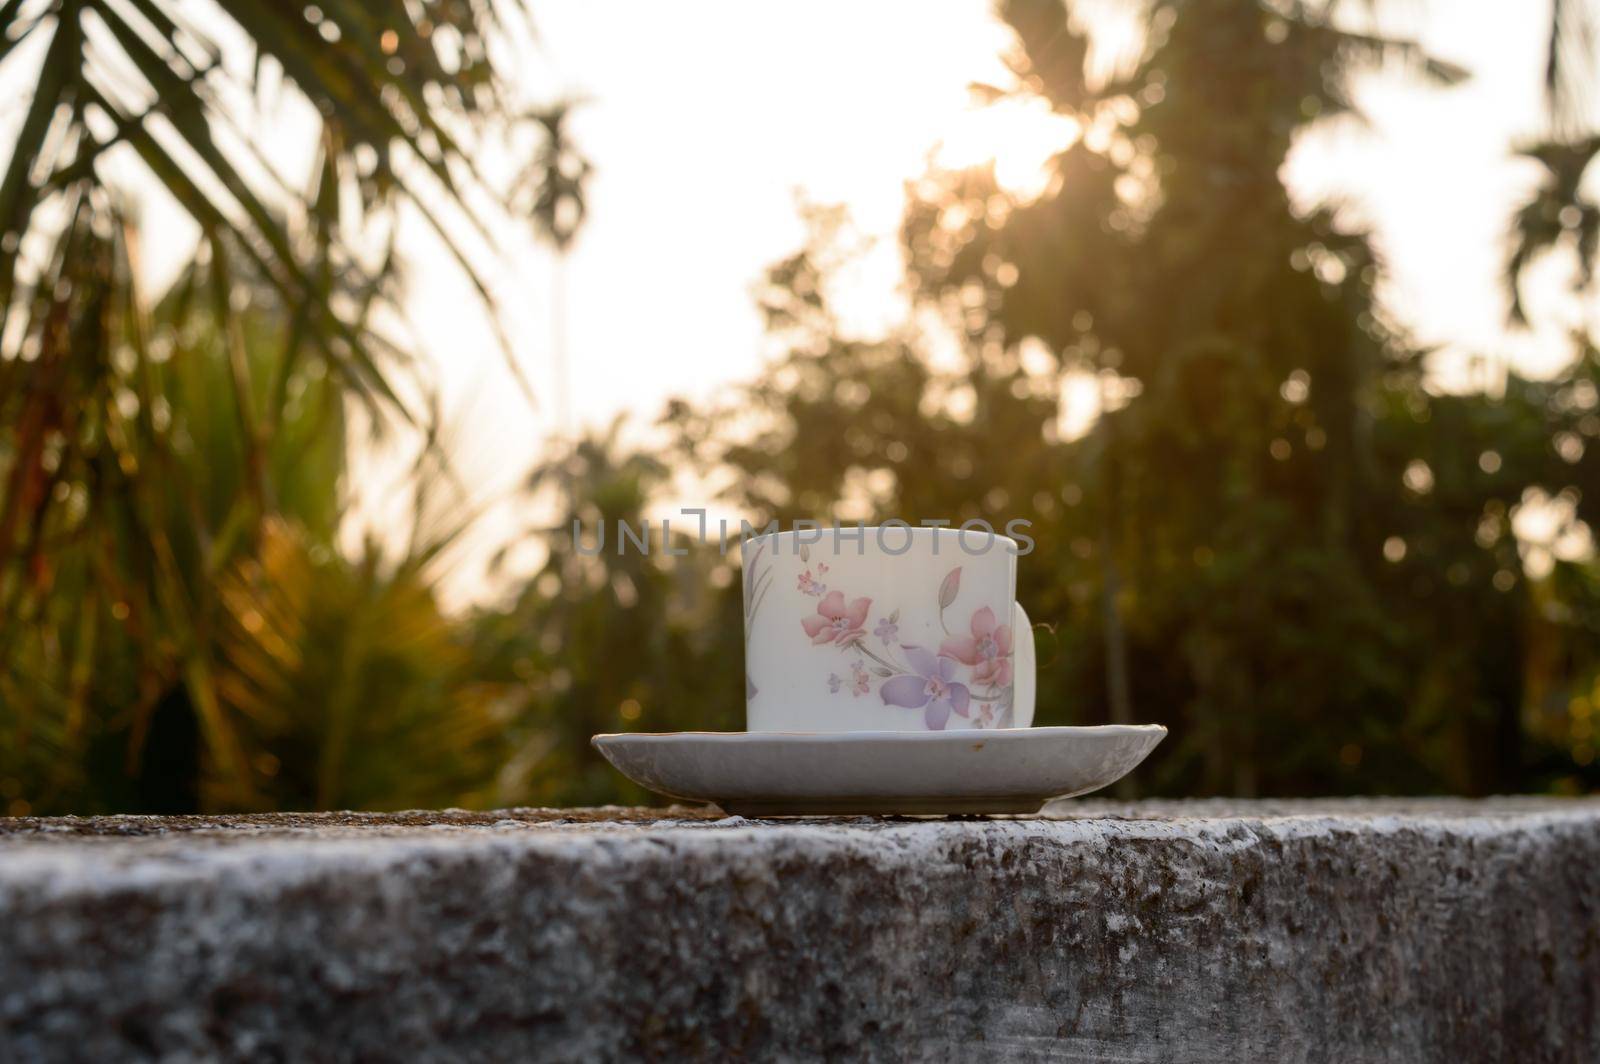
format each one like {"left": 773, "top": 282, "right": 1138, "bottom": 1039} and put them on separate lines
{"left": 4, "top": 0, "right": 1600, "bottom": 814}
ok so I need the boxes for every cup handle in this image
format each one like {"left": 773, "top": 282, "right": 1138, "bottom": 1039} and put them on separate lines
{"left": 1011, "top": 602, "right": 1036, "bottom": 728}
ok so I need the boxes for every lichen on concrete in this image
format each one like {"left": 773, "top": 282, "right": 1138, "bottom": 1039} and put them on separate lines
{"left": 1, "top": 798, "right": 1597, "bottom": 1062}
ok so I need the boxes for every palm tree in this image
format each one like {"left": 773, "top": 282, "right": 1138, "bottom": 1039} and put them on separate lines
{"left": 1510, "top": 0, "right": 1600, "bottom": 325}
{"left": 0, "top": 2, "right": 572, "bottom": 812}
{"left": 511, "top": 99, "right": 593, "bottom": 436}
{"left": 0, "top": 1, "right": 539, "bottom": 404}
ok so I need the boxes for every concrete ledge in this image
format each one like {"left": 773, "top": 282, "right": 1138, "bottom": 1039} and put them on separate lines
{"left": 2, "top": 799, "right": 1598, "bottom": 1062}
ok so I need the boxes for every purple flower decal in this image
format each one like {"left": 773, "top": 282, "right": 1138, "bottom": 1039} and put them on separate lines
{"left": 801, "top": 591, "right": 871, "bottom": 646}
{"left": 874, "top": 616, "right": 898, "bottom": 645}
{"left": 880, "top": 645, "right": 971, "bottom": 730}
{"left": 939, "top": 606, "right": 1014, "bottom": 688}
{"left": 828, "top": 672, "right": 842, "bottom": 694}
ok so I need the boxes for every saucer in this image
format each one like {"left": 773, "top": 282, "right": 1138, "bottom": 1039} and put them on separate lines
{"left": 591, "top": 725, "right": 1167, "bottom": 816}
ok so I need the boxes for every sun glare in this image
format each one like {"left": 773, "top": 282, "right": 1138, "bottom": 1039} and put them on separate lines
{"left": 932, "top": 97, "right": 1081, "bottom": 199}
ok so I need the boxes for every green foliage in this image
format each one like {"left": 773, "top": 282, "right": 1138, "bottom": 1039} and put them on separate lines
{"left": 471, "top": 423, "right": 745, "bottom": 807}
{"left": 0, "top": 0, "right": 534, "bottom": 410}
{"left": 1510, "top": 136, "right": 1600, "bottom": 321}
{"left": 0, "top": 1, "right": 570, "bottom": 814}
{"left": 891, "top": 0, "right": 1600, "bottom": 795}
{"left": 0, "top": 196, "right": 518, "bottom": 812}
{"left": 7, "top": 0, "right": 1600, "bottom": 813}
{"left": 641, "top": 0, "right": 1600, "bottom": 799}
{"left": 213, "top": 518, "right": 517, "bottom": 811}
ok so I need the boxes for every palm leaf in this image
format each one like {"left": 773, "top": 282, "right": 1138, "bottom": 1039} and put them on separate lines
{"left": 1507, "top": 134, "right": 1600, "bottom": 323}
{"left": 1, "top": 0, "right": 552, "bottom": 415}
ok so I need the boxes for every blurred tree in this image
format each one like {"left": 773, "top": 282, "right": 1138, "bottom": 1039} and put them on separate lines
{"left": 1507, "top": 0, "right": 1600, "bottom": 791}
{"left": 0, "top": 0, "right": 535, "bottom": 407}
{"left": 213, "top": 515, "right": 519, "bottom": 812}
{"left": 511, "top": 98, "right": 594, "bottom": 435}
{"left": 894, "top": 0, "right": 1600, "bottom": 797}
{"left": 1509, "top": 0, "right": 1600, "bottom": 326}
{"left": 647, "top": 0, "right": 1600, "bottom": 799}
{"left": 0, "top": 199, "right": 523, "bottom": 811}
{"left": 0, "top": 2, "right": 578, "bottom": 813}
{"left": 470, "top": 420, "right": 744, "bottom": 807}
{"left": 10, "top": 0, "right": 1600, "bottom": 813}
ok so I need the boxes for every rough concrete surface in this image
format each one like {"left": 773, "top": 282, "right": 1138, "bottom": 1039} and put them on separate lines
{"left": 0, "top": 798, "right": 1597, "bottom": 1062}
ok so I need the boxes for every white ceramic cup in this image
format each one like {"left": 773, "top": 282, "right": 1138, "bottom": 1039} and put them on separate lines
{"left": 741, "top": 526, "right": 1035, "bottom": 732}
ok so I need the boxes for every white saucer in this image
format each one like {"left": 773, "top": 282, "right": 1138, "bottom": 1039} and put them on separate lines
{"left": 591, "top": 725, "right": 1167, "bottom": 816}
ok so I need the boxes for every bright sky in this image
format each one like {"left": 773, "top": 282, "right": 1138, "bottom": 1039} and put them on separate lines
{"left": 472, "top": 0, "right": 1571, "bottom": 425}
{"left": 468, "top": 0, "right": 1571, "bottom": 448}
{"left": 11, "top": 0, "right": 1584, "bottom": 603}
{"left": 398, "top": 0, "right": 1029, "bottom": 499}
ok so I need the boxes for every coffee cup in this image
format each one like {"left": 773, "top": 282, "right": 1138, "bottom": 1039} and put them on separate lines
{"left": 741, "top": 526, "right": 1035, "bottom": 732}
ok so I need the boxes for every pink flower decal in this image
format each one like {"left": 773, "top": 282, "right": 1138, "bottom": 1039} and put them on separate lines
{"left": 880, "top": 645, "right": 971, "bottom": 730}
{"left": 801, "top": 590, "right": 872, "bottom": 646}
{"left": 939, "top": 606, "right": 1014, "bottom": 688}
{"left": 796, "top": 560, "right": 1013, "bottom": 729}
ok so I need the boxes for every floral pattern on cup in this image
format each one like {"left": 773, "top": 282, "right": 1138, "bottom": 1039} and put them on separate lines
{"left": 939, "top": 606, "right": 1014, "bottom": 688}
{"left": 879, "top": 645, "right": 970, "bottom": 730}
{"left": 801, "top": 591, "right": 871, "bottom": 646}
{"left": 827, "top": 663, "right": 872, "bottom": 698}
{"left": 797, "top": 562, "right": 829, "bottom": 597}
{"left": 797, "top": 564, "right": 1015, "bottom": 730}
